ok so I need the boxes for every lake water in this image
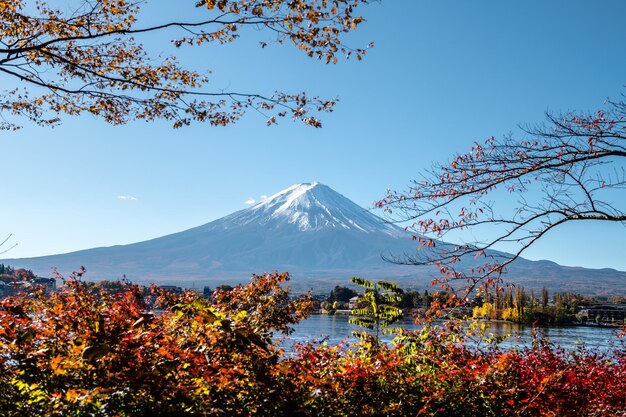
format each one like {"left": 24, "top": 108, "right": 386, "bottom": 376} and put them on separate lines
{"left": 281, "top": 314, "right": 622, "bottom": 352}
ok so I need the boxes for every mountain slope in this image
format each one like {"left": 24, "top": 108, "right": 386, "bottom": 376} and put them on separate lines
{"left": 4, "top": 183, "right": 625, "bottom": 294}
{"left": 4, "top": 183, "right": 418, "bottom": 280}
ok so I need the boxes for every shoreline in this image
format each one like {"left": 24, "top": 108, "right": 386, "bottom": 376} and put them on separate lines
{"left": 311, "top": 311, "right": 623, "bottom": 329}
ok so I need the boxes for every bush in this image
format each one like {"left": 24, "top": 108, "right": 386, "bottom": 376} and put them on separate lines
{"left": 0, "top": 271, "right": 311, "bottom": 416}
{"left": 0, "top": 273, "right": 623, "bottom": 416}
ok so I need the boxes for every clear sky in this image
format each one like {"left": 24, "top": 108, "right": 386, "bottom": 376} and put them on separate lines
{"left": 2, "top": 0, "right": 625, "bottom": 271}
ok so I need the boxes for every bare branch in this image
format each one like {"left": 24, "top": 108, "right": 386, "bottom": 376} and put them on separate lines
{"left": 377, "top": 98, "right": 626, "bottom": 293}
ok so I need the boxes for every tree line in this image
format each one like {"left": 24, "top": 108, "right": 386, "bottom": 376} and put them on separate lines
{"left": 0, "top": 264, "right": 37, "bottom": 281}
{"left": 473, "top": 286, "right": 626, "bottom": 325}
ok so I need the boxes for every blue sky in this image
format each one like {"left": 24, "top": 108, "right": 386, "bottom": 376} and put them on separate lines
{"left": 2, "top": 0, "right": 626, "bottom": 271}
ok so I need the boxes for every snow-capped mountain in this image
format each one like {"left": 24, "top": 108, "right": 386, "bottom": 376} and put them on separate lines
{"left": 209, "top": 182, "right": 402, "bottom": 235}
{"left": 3, "top": 183, "right": 418, "bottom": 286}
{"left": 4, "top": 183, "right": 625, "bottom": 294}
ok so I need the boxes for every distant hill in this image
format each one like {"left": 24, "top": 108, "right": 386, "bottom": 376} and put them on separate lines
{"left": 4, "top": 183, "right": 625, "bottom": 294}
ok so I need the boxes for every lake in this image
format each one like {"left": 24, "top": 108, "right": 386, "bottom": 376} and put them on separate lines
{"left": 281, "top": 314, "right": 622, "bottom": 352}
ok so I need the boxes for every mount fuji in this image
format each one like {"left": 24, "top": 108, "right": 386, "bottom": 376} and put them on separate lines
{"left": 4, "top": 183, "right": 625, "bottom": 294}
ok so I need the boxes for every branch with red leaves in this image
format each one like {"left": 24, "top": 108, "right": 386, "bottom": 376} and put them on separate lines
{"left": 377, "top": 97, "right": 626, "bottom": 296}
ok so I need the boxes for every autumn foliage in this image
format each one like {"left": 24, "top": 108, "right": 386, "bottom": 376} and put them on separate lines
{"left": 0, "top": 0, "right": 371, "bottom": 130}
{"left": 376, "top": 99, "right": 626, "bottom": 301}
{"left": 0, "top": 272, "right": 624, "bottom": 416}
{"left": 0, "top": 271, "right": 311, "bottom": 416}
{"left": 283, "top": 329, "right": 626, "bottom": 416}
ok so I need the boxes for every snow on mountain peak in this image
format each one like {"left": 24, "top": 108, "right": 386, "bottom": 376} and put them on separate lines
{"left": 255, "top": 182, "right": 320, "bottom": 212}
{"left": 228, "top": 182, "right": 402, "bottom": 235}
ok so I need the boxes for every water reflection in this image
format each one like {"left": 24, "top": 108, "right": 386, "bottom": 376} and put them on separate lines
{"left": 282, "top": 314, "right": 621, "bottom": 352}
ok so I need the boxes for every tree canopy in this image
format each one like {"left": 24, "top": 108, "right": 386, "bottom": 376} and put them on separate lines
{"left": 0, "top": 0, "right": 371, "bottom": 130}
{"left": 327, "top": 285, "right": 358, "bottom": 303}
{"left": 377, "top": 97, "right": 626, "bottom": 296}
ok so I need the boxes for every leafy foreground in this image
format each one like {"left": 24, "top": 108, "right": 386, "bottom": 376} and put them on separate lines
{"left": 0, "top": 273, "right": 624, "bottom": 416}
